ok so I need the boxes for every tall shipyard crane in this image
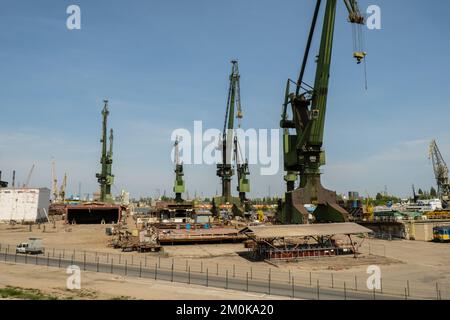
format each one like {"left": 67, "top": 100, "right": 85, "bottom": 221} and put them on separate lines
{"left": 96, "top": 100, "right": 115, "bottom": 203}
{"left": 213, "top": 60, "right": 250, "bottom": 217}
{"left": 173, "top": 136, "right": 185, "bottom": 203}
{"left": 429, "top": 140, "right": 450, "bottom": 207}
{"left": 278, "top": 0, "right": 367, "bottom": 224}
{"left": 51, "top": 160, "right": 59, "bottom": 202}
{"left": 59, "top": 173, "right": 67, "bottom": 203}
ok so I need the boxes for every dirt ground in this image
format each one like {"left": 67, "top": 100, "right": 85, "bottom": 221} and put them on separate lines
{"left": 0, "top": 262, "right": 288, "bottom": 300}
{"left": 1, "top": 220, "right": 449, "bottom": 299}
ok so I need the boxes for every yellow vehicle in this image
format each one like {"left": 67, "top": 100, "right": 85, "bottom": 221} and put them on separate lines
{"left": 433, "top": 227, "right": 450, "bottom": 242}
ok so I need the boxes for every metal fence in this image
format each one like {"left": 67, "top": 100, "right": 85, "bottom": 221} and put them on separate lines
{"left": 0, "top": 242, "right": 447, "bottom": 300}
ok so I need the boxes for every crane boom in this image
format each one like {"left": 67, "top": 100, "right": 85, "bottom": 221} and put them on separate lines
{"left": 24, "top": 164, "right": 35, "bottom": 188}
{"left": 279, "top": 0, "right": 366, "bottom": 224}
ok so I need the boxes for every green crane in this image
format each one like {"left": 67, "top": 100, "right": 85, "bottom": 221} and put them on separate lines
{"left": 278, "top": 0, "right": 366, "bottom": 224}
{"left": 429, "top": 140, "right": 450, "bottom": 207}
{"left": 213, "top": 60, "right": 249, "bottom": 216}
{"left": 234, "top": 136, "right": 250, "bottom": 203}
{"left": 173, "top": 136, "right": 185, "bottom": 203}
{"left": 217, "top": 60, "right": 242, "bottom": 202}
{"left": 96, "top": 100, "right": 115, "bottom": 203}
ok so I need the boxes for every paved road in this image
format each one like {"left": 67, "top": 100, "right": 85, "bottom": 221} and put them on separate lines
{"left": 0, "top": 252, "right": 406, "bottom": 300}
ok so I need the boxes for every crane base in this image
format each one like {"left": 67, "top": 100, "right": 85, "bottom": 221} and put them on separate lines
{"left": 278, "top": 176, "right": 349, "bottom": 224}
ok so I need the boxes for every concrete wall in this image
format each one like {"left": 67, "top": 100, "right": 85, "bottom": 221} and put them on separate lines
{"left": 405, "top": 220, "right": 450, "bottom": 241}
{"left": 0, "top": 188, "right": 50, "bottom": 222}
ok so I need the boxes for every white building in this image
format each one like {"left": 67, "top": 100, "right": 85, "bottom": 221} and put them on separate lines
{"left": 0, "top": 188, "right": 50, "bottom": 223}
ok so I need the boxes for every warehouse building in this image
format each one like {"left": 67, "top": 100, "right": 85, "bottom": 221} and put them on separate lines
{"left": 0, "top": 188, "right": 50, "bottom": 223}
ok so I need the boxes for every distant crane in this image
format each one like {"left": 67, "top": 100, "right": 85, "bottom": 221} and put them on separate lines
{"left": 213, "top": 60, "right": 251, "bottom": 217}
{"left": 95, "top": 100, "right": 115, "bottom": 203}
{"left": 429, "top": 140, "right": 450, "bottom": 207}
{"left": 59, "top": 173, "right": 67, "bottom": 203}
{"left": 173, "top": 136, "right": 185, "bottom": 203}
{"left": 51, "top": 160, "right": 59, "bottom": 202}
{"left": 23, "top": 164, "right": 35, "bottom": 188}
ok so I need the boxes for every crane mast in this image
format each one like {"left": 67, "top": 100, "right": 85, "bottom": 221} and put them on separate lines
{"left": 173, "top": 136, "right": 185, "bottom": 203}
{"left": 96, "top": 100, "right": 115, "bottom": 203}
{"left": 216, "top": 60, "right": 243, "bottom": 202}
{"left": 429, "top": 140, "right": 450, "bottom": 205}
{"left": 234, "top": 136, "right": 250, "bottom": 203}
{"left": 279, "top": 0, "right": 366, "bottom": 224}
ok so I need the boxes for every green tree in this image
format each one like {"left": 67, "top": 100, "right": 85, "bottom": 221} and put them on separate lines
{"left": 376, "top": 193, "right": 383, "bottom": 201}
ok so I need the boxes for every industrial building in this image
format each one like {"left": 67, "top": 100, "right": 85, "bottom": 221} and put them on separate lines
{"left": 0, "top": 188, "right": 50, "bottom": 223}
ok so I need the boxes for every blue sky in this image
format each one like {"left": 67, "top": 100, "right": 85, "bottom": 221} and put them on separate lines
{"left": 0, "top": 0, "right": 449, "bottom": 199}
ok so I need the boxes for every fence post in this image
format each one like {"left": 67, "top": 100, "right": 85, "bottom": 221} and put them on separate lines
{"left": 131, "top": 255, "right": 134, "bottom": 266}
{"left": 47, "top": 252, "right": 49, "bottom": 266}
{"left": 310, "top": 272, "right": 312, "bottom": 286}
{"left": 355, "top": 276, "right": 358, "bottom": 291}
{"left": 97, "top": 258, "right": 99, "bottom": 272}
{"left": 216, "top": 263, "right": 219, "bottom": 276}
{"left": 289, "top": 269, "right": 291, "bottom": 284}
{"left": 35, "top": 254, "right": 38, "bottom": 265}
{"left": 83, "top": 252, "right": 86, "bottom": 271}
{"left": 15, "top": 252, "right": 17, "bottom": 263}
{"left": 233, "top": 264, "right": 235, "bottom": 277}
{"left": 62, "top": 249, "right": 65, "bottom": 259}
{"left": 246, "top": 272, "right": 249, "bottom": 292}
{"left": 107, "top": 253, "right": 109, "bottom": 264}
{"left": 380, "top": 277, "right": 383, "bottom": 294}
{"left": 201, "top": 261, "right": 203, "bottom": 273}
{"left": 171, "top": 262, "right": 174, "bottom": 282}
{"left": 407, "top": 280, "right": 410, "bottom": 297}
{"left": 404, "top": 288, "right": 408, "bottom": 300}
{"left": 292, "top": 277, "right": 295, "bottom": 299}
{"left": 206, "top": 268, "right": 209, "bottom": 287}
{"left": 125, "top": 260, "right": 128, "bottom": 276}
{"left": 226, "top": 270, "right": 228, "bottom": 289}
{"left": 71, "top": 254, "right": 74, "bottom": 266}
{"left": 25, "top": 253, "right": 28, "bottom": 264}
{"left": 111, "top": 259, "right": 114, "bottom": 274}
{"left": 158, "top": 256, "right": 161, "bottom": 268}
{"left": 139, "top": 261, "right": 142, "bottom": 278}
{"left": 317, "top": 279, "right": 320, "bottom": 300}
{"left": 331, "top": 274, "right": 334, "bottom": 288}
{"left": 145, "top": 255, "right": 147, "bottom": 268}
{"left": 155, "top": 263, "right": 158, "bottom": 280}
{"left": 119, "top": 254, "right": 121, "bottom": 264}
{"left": 58, "top": 253, "right": 61, "bottom": 268}
{"left": 373, "top": 287, "right": 376, "bottom": 300}
{"left": 344, "top": 282, "right": 347, "bottom": 300}
{"left": 52, "top": 248, "right": 55, "bottom": 257}
{"left": 250, "top": 266, "right": 253, "bottom": 280}
{"left": 268, "top": 270, "right": 271, "bottom": 295}
{"left": 188, "top": 266, "right": 190, "bottom": 284}
{"left": 436, "top": 283, "right": 439, "bottom": 300}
